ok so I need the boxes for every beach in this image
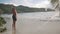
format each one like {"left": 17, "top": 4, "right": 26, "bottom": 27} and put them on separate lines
{"left": 1, "top": 12, "right": 60, "bottom": 34}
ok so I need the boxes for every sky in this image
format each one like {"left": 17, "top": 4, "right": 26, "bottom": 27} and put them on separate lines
{"left": 0, "top": 0, "right": 52, "bottom": 8}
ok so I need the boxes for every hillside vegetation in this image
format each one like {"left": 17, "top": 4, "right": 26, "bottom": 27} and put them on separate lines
{"left": 0, "top": 4, "right": 55, "bottom": 14}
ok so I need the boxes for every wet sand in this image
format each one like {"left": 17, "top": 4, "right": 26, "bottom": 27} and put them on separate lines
{"left": 1, "top": 12, "right": 60, "bottom": 34}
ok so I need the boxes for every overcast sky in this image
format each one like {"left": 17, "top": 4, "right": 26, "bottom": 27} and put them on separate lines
{"left": 0, "top": 0, "right": 52, "bottom": 8}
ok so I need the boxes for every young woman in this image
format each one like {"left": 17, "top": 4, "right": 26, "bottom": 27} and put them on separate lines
{"left": 12, "top": 6, "right": 17, "bottom": 34}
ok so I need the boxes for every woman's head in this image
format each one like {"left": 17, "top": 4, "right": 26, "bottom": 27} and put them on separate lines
{"left": 12, "top": 6, "right": 17, "bottom": 15}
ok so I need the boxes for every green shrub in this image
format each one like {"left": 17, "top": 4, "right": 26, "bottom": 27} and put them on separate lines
{"left": 0, "top": 27, "right": 7, "bottom": 33}
{"left": 0, "top": 17, "right": 7, "bottom": 33}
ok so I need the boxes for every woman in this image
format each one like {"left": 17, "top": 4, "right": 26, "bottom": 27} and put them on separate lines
{"left": 12, "top": 6, "right": 17, "bottom": 33}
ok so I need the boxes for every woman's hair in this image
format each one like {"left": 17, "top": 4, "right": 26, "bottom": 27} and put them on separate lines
{"left": 12, "top": 6, "right": 17, "bottom": 15}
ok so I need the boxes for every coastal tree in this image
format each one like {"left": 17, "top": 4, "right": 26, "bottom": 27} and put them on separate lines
{"left": 50, "top": 0, "right": 60, "bottom": 17}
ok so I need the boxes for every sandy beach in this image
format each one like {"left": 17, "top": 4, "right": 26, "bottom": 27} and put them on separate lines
{"left": 1, "top": 12, "right": 60, "bottom": 34}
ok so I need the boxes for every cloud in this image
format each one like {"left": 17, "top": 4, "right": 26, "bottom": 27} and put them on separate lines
{"left": 12, "top": 0, "right": 50, "bottom": 8}
{"left": 0, "top": 0, "right": 11, "bottom": 3}
{"left": 0, "top": 0, "right": 50, "bottom": 8}
{"left": 21, "top": 0, "right": 50, "bottom": 8}
{"left": 30, "top": 0, "right": 50, "bottom": 8}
